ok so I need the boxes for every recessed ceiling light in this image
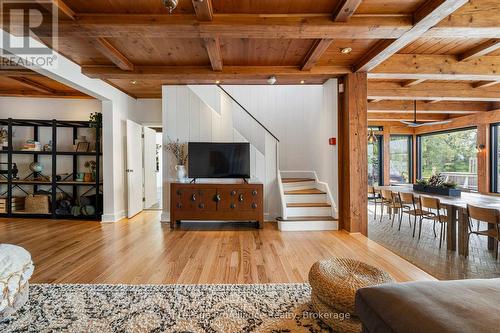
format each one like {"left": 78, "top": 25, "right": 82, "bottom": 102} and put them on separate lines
{"left": 340, "top": 47, "right": 352, "bottom": 54}
{"left": 215, "top": 80, "right": 220, "bottom": 84}
{"left": 130, "top": 80, "right": 137, "bottom": 85}
{"left": 300, "top": 80, "right": 305, "bottom": 84}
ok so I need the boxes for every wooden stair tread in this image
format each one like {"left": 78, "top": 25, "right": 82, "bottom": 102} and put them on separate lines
{"left": 277, "top": 216, "right": 336, "bottom": 221}
{"left": 282, "top": 178, "right": 315, "bottom": 183}
{"left": 286, "top": 202, "right": 331, "bottom": 208}
{"left": 285, "top": 188, "right": 326, "bottom": 195}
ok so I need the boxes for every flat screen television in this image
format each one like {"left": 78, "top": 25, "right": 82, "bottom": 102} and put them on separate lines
{"left": 188, "top": 142, "right": 250, "bottom": 179}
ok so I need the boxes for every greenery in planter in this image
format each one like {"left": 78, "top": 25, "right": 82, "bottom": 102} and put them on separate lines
{"left": 89, "top": 112, "right": 102, "bottom": 129}
{"left": 416, "top": 173, "right": 457, "bottom": 189}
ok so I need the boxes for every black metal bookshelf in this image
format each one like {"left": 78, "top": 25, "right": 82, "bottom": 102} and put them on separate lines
{"left": 0, "top": 118, "right": 102, "bottom": 220}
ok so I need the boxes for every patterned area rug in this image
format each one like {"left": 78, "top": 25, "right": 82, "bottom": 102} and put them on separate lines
{"left": 1, "top": 283, "right": 334, "bottom": 332}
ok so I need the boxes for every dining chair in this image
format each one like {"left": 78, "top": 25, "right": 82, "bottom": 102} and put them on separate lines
{"left": 398, "top": 192, "right": 428, "bottom": 232}
{"left": 368, "top": 186, "right": 383, "bottom": 220}
{"left": 379, "top": 189, "right": 402, "bottom": 224}
{"left": 466, "top": 204, "right": 500, "bottom": 260}
{"left": 419, "top": 196, "right": 448, "bottom": 248}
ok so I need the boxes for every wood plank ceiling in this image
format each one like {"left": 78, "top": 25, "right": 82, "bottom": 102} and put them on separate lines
{"left": 0, "top": 0, "right": 499, "bottom": 122}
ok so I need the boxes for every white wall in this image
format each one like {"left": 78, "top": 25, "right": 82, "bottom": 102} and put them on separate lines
{"left": 222, "top": 81, "right": 339, "bottom": 206}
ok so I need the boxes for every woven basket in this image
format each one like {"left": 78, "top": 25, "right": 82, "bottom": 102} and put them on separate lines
{"left": 311, "top": 292, "right": 361, "bottom": 333}
{"left": 309, "top": 258, "right": 394, "bottom": 315}
{"left": 25, "top": 195, "right": 50, "bottom": 214}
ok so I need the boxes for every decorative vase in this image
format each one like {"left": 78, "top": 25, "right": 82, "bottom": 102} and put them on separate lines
{"left": 83, "top": 173, "right": 93, "bottom": 182}
{"left": 175, "top": 165, "right": 186, "bottom": 182}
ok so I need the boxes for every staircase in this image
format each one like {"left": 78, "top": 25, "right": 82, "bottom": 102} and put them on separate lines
{"left": 277, "top": 172, "right": 338, "bottom": 231}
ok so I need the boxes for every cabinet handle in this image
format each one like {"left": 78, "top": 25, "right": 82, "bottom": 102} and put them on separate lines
{"left": 239, "top": 194, "right": 244, "bottom": 202}
{"left": 252, "top": 203, "right": 258, "bottom": 209}
{"left": 176, "top": 203, "right": 182, "bottom": 209}
{"left": 230, "top": 203, "right": 236, "bottom": 209}
{"left": 214, "top": 194, "right": 221, "bottom": 202}
{"left": 231, "top": 190, "right": 237, "bottom": 196}
{"left": 176, "top": 190, "right": 182, "bottom": 196}
{"left": 199, "top": 203, "right": 205, "bottom": 209}
{"left": 252, "top": 190, "right": 258, "bottom": 196}
{"left": 191, "top": 193, "right": 196, "bottom": 201}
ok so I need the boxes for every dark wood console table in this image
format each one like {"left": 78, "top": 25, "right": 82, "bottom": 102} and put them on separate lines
{"left": 170, "top": 182, "right": 264, "bottom": 229}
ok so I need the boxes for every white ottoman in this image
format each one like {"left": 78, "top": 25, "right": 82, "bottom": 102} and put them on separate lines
{"left": 0, "top": 244, "right": 34, "bottom": 319}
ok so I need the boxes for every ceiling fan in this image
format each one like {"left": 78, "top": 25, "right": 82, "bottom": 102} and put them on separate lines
{"left": 399, "top": 100, "right": 452, "bottom": 127}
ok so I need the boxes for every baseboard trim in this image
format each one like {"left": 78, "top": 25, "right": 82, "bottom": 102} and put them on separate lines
{"left": 160, "top": 212, "right": 170, "bottom": 223}
{"left": 101, "top": 210, "right": 126, "bottom": 223}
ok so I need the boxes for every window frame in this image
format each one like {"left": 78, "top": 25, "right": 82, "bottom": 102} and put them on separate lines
{"left": 389, "top": 135, "right": 413, "bottom": 184}
{"left": 416, "top": 126, "right": 477, "bottom": 182}
{"left": 367, "top": 134, "right": 384, "bottom": 186}
{"left": 490, "top": 123, "right": 500, "bottom": 193}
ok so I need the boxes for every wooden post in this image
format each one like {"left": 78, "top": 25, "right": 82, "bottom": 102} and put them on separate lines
{"left": 383, "top": 129, "right": 390, "bottom": 185}
{"left": 338, "top": 72, "right": 368, "bottom": 235}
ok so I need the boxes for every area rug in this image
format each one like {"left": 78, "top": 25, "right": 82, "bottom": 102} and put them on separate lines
{"left": 1, "top": 283, "right": 334, "bottom": 332}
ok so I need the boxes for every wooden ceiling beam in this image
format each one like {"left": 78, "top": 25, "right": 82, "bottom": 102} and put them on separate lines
{"left": 473, "top": 81, "right": 500, "bottom": 89}
{"left": 369, "top": 54, "right": 500, "bottom": 81}
{"left": 368, "top": 100, "right": 493, "bottom": 114}
{"left": 332, "top": 0, "right": 363, "bottom": 22}
{"left": 367, "top": 113, "right": 450, "bottom": 121}
{"left": 368, "top": 81, "right": 500, "bottom": 102}
{"left": 192, "top": 0, "right": 213, "bottom": 21}
{"left": 301, "top": 39, "right": 334, "bottom": 71}
{"left": 53, "top": 0, "right": 75, "bottom": 20}
{"left": 203, "top": 37, "right": 223, "bottom": 71}
{"left": 354, "top": 0, "right": 468, "bottom": 72}
{"left": 81, "top": 65, "right": 351, "bottom": 80}
{"left": 459, "top": 39, "right": 500, "bottom": 61}
{"left": 90, "top": 38, "right": 134, "bottom": 71}
{"left": 0, "top": 68, "right": 39, "bottom": 76}
{"left": 7, "top": 76, "right": 56, "bottom": 94}
{"left": 0, "top": 90, "right": 89, "bottom": 98}
{"left": 402, "top": 79, "right": 426, "bottom": 87}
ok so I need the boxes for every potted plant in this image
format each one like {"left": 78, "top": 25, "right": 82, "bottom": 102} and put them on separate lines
{"left": 84, "top": 160, "right": 97, "bottom": 182}
{"left": 165, "top": 138, "right": 188, "bottom": 181}
{"left": 88, "top": 112, "right": 102, "bottom": 152}
{"left": 0, "top": 128, "right": 8, "bottom": 150}
{"left": 413, "top": 173, "right": 461, "bottom": 197}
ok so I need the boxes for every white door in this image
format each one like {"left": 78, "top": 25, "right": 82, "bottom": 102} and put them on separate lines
{"left": 126, "top": 120, "right": 143, "bottom": 218}
{"left": 143, "top": 127, "right": 157, "bottom": 208}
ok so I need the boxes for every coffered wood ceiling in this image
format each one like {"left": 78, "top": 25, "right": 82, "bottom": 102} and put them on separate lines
{"left": 1, "top": 0, "right": 499, "bottom": 122}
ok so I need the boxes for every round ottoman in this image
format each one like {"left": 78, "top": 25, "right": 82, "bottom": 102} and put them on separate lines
{"left": 308, "top": 258, "right": 393, "bottom": 332}
{"left": 0, "top": 244, "right": 34, "bottom": 319}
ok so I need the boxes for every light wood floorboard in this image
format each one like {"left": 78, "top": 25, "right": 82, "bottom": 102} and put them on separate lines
{"left": 0, "top": 212, "right": 436, "bottom": 284}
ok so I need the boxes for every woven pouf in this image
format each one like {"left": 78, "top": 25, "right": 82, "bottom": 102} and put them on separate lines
{"left": 309, "top": 258, "right": 393, "bottom": 316}
{"left": 0, "top": 244, "right": 34, "bottom": 319}
{"left": 311, "top": 292, "right": 361, "bottom": 333}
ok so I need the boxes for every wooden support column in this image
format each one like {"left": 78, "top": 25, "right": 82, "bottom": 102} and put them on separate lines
{"left": 338, "top": 72, "right": 368, "bottom": 235}
{"left": 477, "top": 124, "right": 489, "bottom": 193}
{"left": 412, "top": 134, "right": 418, "bottom": 183}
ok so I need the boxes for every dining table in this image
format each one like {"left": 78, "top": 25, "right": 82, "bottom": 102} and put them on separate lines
{"left": 374, "top": 184, "right": 500, "bottom": 256}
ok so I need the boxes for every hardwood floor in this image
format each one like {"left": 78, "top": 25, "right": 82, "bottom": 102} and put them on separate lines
{"left": 0, "top": 212, "right": 435, "bottom": 284}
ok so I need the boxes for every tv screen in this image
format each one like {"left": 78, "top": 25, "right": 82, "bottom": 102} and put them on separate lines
{"left": 188, "top": 142, "right": 250, "bottom": 179}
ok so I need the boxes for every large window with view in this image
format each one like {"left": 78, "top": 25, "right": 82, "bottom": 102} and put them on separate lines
{"left": 390, "top": 135, "right": 412, "bottom": 184}
{"left": 367, "top": 131, "right": 383, "bottom": 186}
{"left": 418, "top": 128, "right": 478, "bottom": 191}
{"left": 491, "top": 124, "right": 500, "bottom": 193}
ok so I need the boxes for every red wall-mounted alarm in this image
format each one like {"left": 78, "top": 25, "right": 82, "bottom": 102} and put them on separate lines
{"left": 329, "top": 138, "right": 336, "bottom": 145}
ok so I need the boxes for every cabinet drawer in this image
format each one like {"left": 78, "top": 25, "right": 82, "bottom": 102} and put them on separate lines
{"left": 173, "top": 188, "right": 217, "bottom": 212}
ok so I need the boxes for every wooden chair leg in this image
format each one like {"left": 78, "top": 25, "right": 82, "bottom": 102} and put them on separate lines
{"left": 412, "top": 215, "right": 417, "bottom": 237}
{"left": 418, "top": 216, "right": 423, "bottom": 239}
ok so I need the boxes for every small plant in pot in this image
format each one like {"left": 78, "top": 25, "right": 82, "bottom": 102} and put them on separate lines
{"left": 84, "top": 160, "right": 97, "bottom": 182}
{"left": 414, "top": 173, "right": 460, "bottom": 197}
{"left": 165, "top": 138, "right": 188, "bottom": 182}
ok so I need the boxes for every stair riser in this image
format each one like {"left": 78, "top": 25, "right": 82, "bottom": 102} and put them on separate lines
{"left": 286, "top": 207, "right": 332, "bottom": 217}
{"left": 285, "top": 194, "right": 328, "bottom": 203}
{"left": 282, "top": 182, "right": 317, "bottom": 191}
{"left": 278, "top": 220, "right": 339, "bottom": 231}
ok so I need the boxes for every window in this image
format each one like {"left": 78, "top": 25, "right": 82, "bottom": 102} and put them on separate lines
{"left": 390, "top": 135, "right": 412, "bottom": 184}
{"left": 491, "top": 124, "right": 500, "bottom": 192}
{"left": 418, "top": 128, "right": 477, "bottom": 191}
{"left": 368, "top": 135, "right": 383, "bottom": 186}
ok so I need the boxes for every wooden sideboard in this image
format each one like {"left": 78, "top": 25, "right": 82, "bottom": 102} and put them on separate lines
{"left": 170, "top": 182, "right": 264, "bottom": 229}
